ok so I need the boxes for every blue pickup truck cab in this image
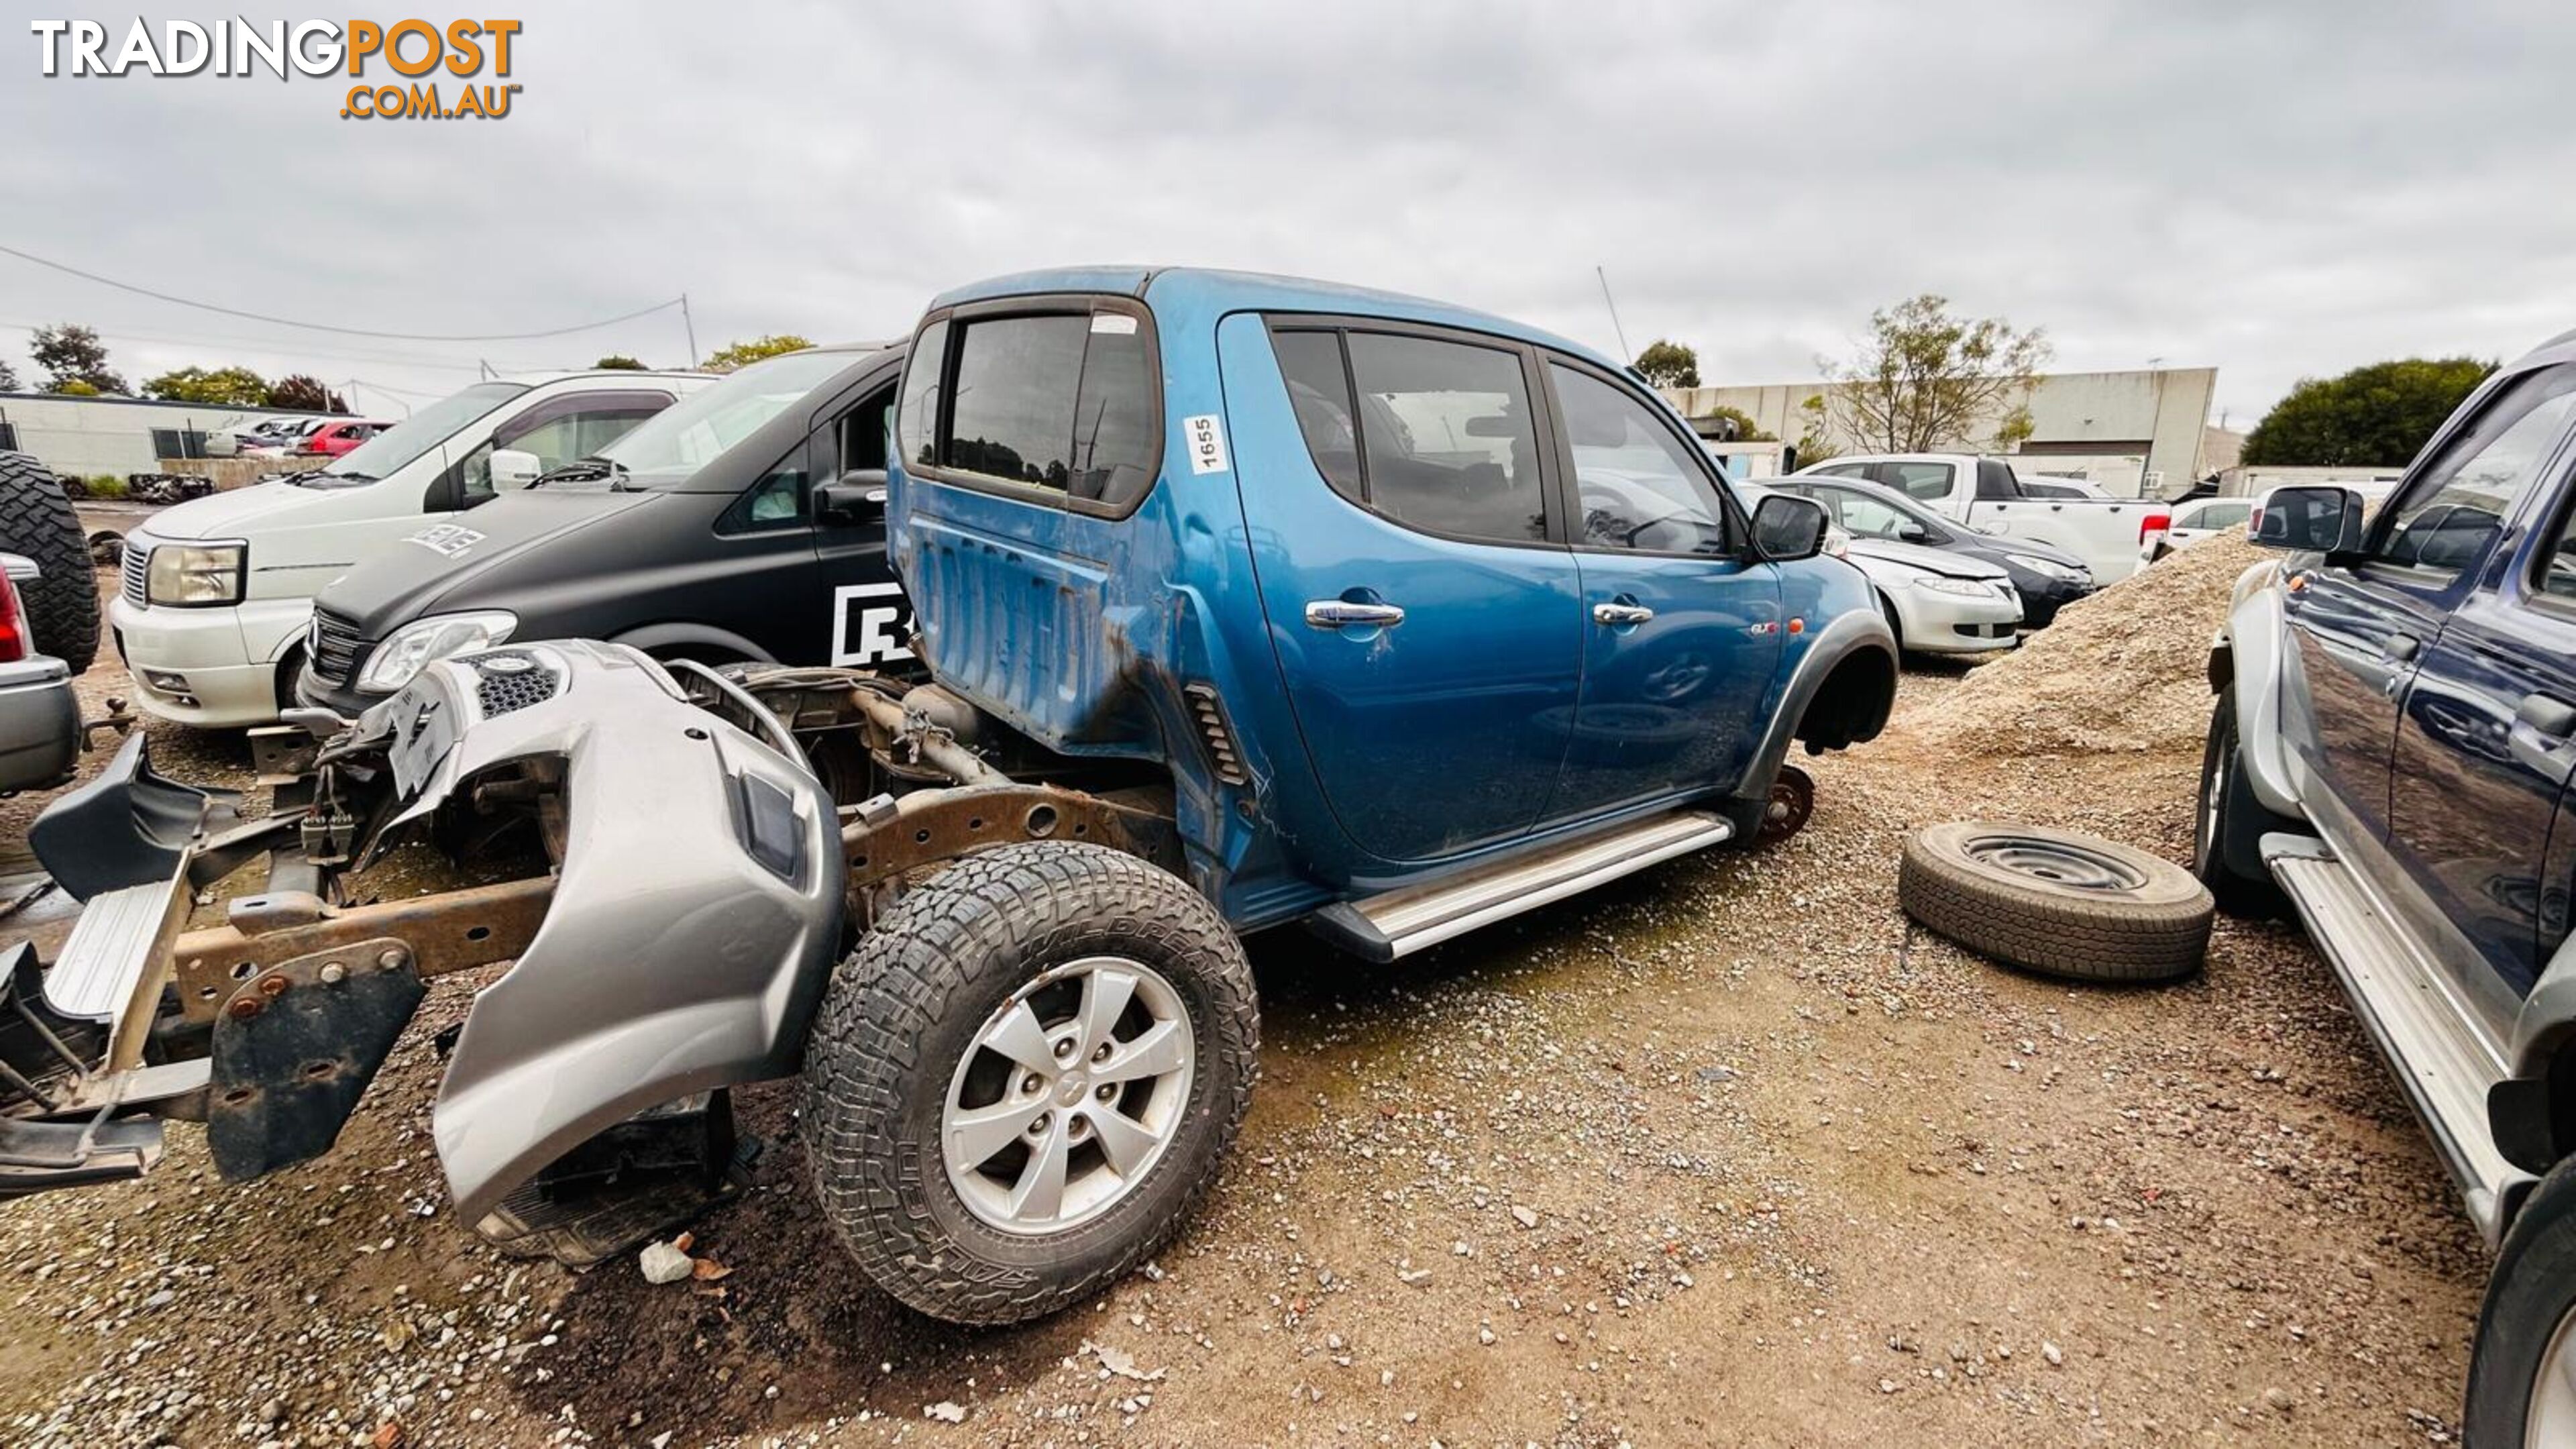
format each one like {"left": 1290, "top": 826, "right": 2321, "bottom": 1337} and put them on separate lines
{"left": 0, "top": 267, "right": 1894, "bottom": 1329}
{"left": 2197, "top": 329, "right": 2576, "bottom": 1444}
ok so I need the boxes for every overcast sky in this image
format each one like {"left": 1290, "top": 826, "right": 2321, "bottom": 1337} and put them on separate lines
{"left": 1, "top": 1, "right": 2569, "bottom": 429}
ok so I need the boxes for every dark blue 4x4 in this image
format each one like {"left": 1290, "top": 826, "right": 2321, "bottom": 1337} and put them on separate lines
{"left": 2198, "top": 328, "right": 2576, "bottom": 1444}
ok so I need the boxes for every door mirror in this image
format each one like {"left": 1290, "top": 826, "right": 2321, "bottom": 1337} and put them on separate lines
{"left": 1750, "top": 494, "right": 1831, "bottom": 561}
{"left": 488, "top": 448, "right": 542, "bottom": 492}
{"left": 1896, "top": 521, "right": 1930, "bottom": 544}
{"left": 2251, "top": 485, "right": 2365, "bottom": 555}
{"left": 817, "top": 468, "right": 889, "bottom": 527}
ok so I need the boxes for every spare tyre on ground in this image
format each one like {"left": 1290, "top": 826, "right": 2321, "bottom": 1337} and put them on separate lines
{"left": 0, "top": 449, "right": 101, "bottom": 674}
{"left": 1898, "top": 820, "right": 2213, "bottom": 983}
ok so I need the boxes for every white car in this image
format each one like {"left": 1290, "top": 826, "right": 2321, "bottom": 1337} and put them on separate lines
{"left": 112, "top": 370, "right": 713, "bottom": 727}
{"left": 1744, "top": 483, "right": 2023, "bottom": 655}
{"left": 2139, "top": 494, "right": 2255, "bottom": 564}
{"left": 1796, "top": 453, "right": 2167, "bottom": 584}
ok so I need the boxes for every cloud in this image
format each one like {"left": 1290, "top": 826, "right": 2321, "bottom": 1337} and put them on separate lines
{"left": 1, "top": 0, "right": 2567, "bottom": 429}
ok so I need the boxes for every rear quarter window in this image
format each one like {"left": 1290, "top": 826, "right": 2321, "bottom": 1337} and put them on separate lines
{"left": 902, "top": 305, "right": 1160, "bottom": 515}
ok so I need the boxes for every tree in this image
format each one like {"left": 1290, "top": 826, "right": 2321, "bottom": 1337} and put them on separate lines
{"left": 52, "top": 379, "right": 99, "bottom": 397}
{"left": 30, "top": 323, "right": 127, "bottom": 394}
{"left": 269, "top": 374, "right": 350, "bottom": 414}
{"left": 1817, "top": 294, "right": 2049, "bottom": 453}
{"left": 1791, "top": 393, "right": 1840, "bottom": 466}
{"left": 702, "top": 334, "right": 812, "bottom": 374}
{"left": 0, "top": 358, "right": 17, "bottom": 392}
{"left": 1633, "top": 339, "right": 1700, "bottom": 389}
{"left": 2241, "top": 357, "right": 2495, "bottom": 467}
{"left": 592, "top": 354, "right": 646, "bottom": 370}
{"left": 143, "top": 365, "right": 273, "bottom": 407}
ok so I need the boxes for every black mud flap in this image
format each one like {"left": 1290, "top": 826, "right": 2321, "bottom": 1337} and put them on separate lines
{"left": 475, "top": 1091, "right": 756, "bottom": 1269}
{"left": 204, "top": 936, "right": 425, "bottom": 1182}
{"left": 29, "top": 733, "right": 235, "bottom": 903}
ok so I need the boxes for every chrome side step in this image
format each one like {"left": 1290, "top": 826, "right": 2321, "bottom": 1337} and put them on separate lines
{"left": 2263, "top": 833, "right": 2524, "bottom": 1244}
{"left": 48, "top": 879, "right": 182, "bottom": 1018}
{"left": 1310, "top": 810, "right": 1734, "bottom": 963}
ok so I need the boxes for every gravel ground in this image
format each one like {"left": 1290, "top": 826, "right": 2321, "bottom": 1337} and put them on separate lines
{"left": 0, "top": 545, "right": 2487, "bottom": 1447}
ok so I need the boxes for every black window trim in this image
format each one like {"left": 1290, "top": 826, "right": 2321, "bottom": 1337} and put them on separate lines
{"left": 901, "top": 293, "right": 1166, "bottom": 522}
{"left": 1260, "top": 312, "right": 1572, "bottom": 553}
{"left": 1536, "top": 347, "right": 1753, "bottom": 563}
{"left": 2357, "top": 362, "right": 2576, "bottom": 599}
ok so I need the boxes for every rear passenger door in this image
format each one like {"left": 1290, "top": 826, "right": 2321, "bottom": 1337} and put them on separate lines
{"left": 1543, "top": 357, "right": 1782, "bottom": 814}
{"left": 2384, "top": 402, "right": 2576, "bottom": 1008}
{"left": 1237, "top": 319, "right": 1587, "bottom": 863}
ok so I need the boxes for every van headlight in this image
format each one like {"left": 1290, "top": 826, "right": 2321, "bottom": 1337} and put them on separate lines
{"left": 356, "top": 610, "right": 517, "bottom": 694}
{"left": 144, "top": 541, "right": 246, "bottom": 606}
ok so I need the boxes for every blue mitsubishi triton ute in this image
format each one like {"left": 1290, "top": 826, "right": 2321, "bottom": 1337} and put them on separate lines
{"left": 2, "top": 268, "right": 1896, "bottom": 1325}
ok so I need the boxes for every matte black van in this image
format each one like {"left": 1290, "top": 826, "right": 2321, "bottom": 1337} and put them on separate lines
{"left": 297, "top": 343, "right": 910, "bottom": 714}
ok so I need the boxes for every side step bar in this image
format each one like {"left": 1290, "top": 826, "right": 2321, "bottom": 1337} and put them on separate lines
{"left": 2263, "top": 833, "right": 2525, "bottom": 1245}
{"left": 1310, "top": 810, "right": 1734, "bottom": 963}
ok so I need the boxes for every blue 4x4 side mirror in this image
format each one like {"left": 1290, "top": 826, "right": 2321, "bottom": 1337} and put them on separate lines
{"left": 1750, "top": 493, "right": 1831, "bottom": 561}
{"left": 2250, "top": 485, "right": 2365, "bottom": 555}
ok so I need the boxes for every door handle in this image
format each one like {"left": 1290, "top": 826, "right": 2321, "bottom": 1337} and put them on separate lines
{"left": 2383, "top": 633, "right": 2421, "bottom": 663}
{"left": 1592, "top": 602, "right": 1655, "bottom": 627}
{"left": 2519, "top": 692, "right": 2576, "bottom": 740}
{"left": 1304, "top": 600, "right": 1405, "bottom": 631}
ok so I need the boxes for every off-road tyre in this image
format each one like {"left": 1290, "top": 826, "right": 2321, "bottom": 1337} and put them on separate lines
{"left": 802, "top": 840, "right": 1258, "bottom": 1324}
{"left": 2464, "top": 1156, "right": 2576, "bottom": 1446}
{"left": 0, "top": 450, "right": 101, "bottom": 673}
{"left": 1899, "top": 820, "right": 2213, "bottom": 983}
{"left": 2193, "top": 688, "right": 2294, "bottom": 918}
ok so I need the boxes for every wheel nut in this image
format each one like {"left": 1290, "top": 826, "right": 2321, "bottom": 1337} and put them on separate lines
{"left": 1067, "top": 1116, "right": 1090, "bottom": 1141}
{"left": 1053, "top": 1037, "right": 1076, "bottom": 1060}
{"left": 1021, "top": 1073, "right": 1043, "bottom": 1095}
{"left": 1095, "top": 1083, "right": 1115, "bottom": 1102}
{"left": 1091, "top": 1042, "right": 1112, "bottom": 1063}
{"left": 1028, "top": 1112, "right": 1051, "bottom": 1137}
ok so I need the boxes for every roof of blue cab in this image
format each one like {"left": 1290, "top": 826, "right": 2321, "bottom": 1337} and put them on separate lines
{"left": 928, "top": 266, "right": 1621, "bottom": 375}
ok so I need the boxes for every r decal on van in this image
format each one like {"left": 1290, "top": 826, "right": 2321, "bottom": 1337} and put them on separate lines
{"left": 403, "top": 523, "right": 486, "bottom": 559}
{"left": 832, "top": 582, "right": 916, "bottom": 665}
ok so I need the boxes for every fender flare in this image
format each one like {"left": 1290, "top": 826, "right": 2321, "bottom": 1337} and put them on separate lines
{"left": 609, "top": 621, "right": 776, "bottom": 664}
{"left": 2209, "top": 559, "right": 2304, "bottom": 818}
{"left": 1735, "top": 606, "right": 1898, "bottom": 810}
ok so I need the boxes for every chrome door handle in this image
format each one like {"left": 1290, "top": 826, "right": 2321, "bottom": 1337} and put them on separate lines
{"left": 1305, "top": 600, "right": 1405, "bottom": 630}
{"left": 1593, "top": 602, "right": 1655, "bottom": 627}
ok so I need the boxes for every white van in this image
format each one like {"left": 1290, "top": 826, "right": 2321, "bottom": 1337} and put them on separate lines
{"left": 111, "top": 370, "right": 713, "bottom": 726}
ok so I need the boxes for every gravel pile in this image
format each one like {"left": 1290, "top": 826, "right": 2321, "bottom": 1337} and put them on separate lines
{"left": 1918, "top": 536, "right": 2270, "bottom": 762}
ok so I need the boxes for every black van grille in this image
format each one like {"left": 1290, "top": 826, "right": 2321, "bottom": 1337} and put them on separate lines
{"left": 308, "top": 608, "right": 367, "bottom": 686}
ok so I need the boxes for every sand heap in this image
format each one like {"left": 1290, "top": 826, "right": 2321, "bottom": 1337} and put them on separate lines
{"left": 1917, "top": 534, "right": 2271, "bottom": 763}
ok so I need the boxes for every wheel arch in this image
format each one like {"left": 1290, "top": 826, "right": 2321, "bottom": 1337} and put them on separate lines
{"left": 612, "top": 621, "right": 775, "bottom": 665}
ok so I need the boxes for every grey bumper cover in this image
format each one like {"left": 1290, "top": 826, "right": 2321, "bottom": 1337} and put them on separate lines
{"left": 376, "top": 643, "right": 841, "bottom": 1224}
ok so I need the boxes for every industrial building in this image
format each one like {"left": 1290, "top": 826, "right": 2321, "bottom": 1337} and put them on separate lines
{"left": 0, "top": 391, "right": 307, "bottom": 478}
{"left": 1662, "top": 366, "right": 2219, "bottom": 499}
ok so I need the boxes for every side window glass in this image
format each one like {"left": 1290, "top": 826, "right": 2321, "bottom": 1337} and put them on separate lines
{"left": 1884, "top": 462, "right": 1954, "bottom": 500}
{"left": 2376, "top": 367, "right": 2576, "bottom": 580}
{"left": 2538, "top": 498, "right": 2576, "bottom": 607}
{"left": 837, "top": 388, "right": 893, "bottom": 474}
{"left": 1823, "top": 486, "right": 1909, "bottom": 540}
{"left": 933, "top": 312, "right": 1158, "bottom": 511}
{"left": 724, "top": 442, "right": 809, "bottom": 532}
{"left": 1975, "top": 460, "right": 2019, "bottom": 500}
{"left": 1273, "top": 329, "right": 1362, "bottom": 501}
{"left": 896, "top": 320, "right": 949, "bottom": 470}
{"left": 1550, "top": 362, "right": 1729, "bottom": 555}
{"left": 1344, "top": 332, "right": 1546, "bottom": 545}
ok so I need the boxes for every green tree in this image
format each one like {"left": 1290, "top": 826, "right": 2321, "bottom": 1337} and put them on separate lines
{"left": 30, "top": 323, "right": 127, "bottom": 394}
{"left": 2241, "top": 357, "right": 2495, "bottom": 467}
{"left": 1633, "top": 339, "right": 1700, "bottom": 389}
{"left": 592, "top": 354, "right": 646, "bottom": 370}
{"left": 1818, "top": 294, "right": 2049, "bottom": 453}
{"left": 52, "top": 378, "right": 100, "bottom": 397}
{"left": 268, "top": 374, "right": 349, "bottom": 414}
{"left": 0, "top": 358, "right": 17, "bottom": 392}
{"left": 702, "top": 334, "right": 812, "bottom": 374}
{"left": 1791, "top": 393, "right": 1841, "bottom": 466}
{"left": 143, "top": 365, "right": 273, "bottom": 407}
{"left": 1699, "top": 403, "right": 1774, "bottom": 443}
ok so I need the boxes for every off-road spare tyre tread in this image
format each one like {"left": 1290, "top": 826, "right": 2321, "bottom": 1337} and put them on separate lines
{"left": 1899, "top": 820, "right": 2212, "bottom": 983}
{"left": 0, "top": 450, "right": 100, "bottom": 672}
